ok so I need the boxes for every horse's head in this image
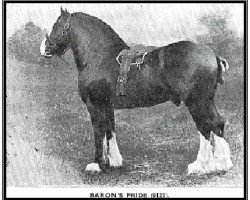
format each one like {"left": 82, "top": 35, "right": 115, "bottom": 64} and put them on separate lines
{"left": 40, "top": 7, "right": 71, "bottom": 58}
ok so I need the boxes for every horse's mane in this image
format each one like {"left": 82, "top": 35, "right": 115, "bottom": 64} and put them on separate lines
{"left": 72, "top": 12, "right": 128, "bottom": 49}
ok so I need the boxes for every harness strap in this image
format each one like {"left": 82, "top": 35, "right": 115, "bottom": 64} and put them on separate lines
{"left": 116, "top": 50, "right": 148, "bottom": 66}
{"left": 115, "top": 49, "right": 148, "bottom": 96}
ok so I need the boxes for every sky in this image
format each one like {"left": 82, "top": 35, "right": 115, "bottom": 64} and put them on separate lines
{"left": 6, "top": 3, "right": 244, "bottom": 46}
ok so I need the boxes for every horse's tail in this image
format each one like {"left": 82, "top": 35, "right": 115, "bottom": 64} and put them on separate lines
{"left": 216, "top": 55, "right": 229, "bottom": 85}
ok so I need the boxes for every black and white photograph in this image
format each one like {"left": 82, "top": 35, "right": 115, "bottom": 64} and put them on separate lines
{"left": 4, "top": 1, "right": 246, "bottom": 198}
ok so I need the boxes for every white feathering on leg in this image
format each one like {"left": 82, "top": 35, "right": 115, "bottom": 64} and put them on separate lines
{"left": 85, "top": 163, "right": 101, "bottom": 172}
{"left": 85, "top": 135, "right": 107, "bottom": 173}
{"left": 103, "top": 135, "right": 108, "bottom": 164}
{"left": 108, "top": 132, "right": 123, "bottom": 167}
{"left": 188, "top": 132, "right": 233, "bottom": 174}
{"left": 213, "top": 133, "right": 233, "bottom": 170}
{"left": 188, "top": 132, "right": 207, "bottom": 174}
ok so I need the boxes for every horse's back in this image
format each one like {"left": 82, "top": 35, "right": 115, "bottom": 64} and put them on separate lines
{"left": 158, "top": 41, "right": 217, "bottom": 71}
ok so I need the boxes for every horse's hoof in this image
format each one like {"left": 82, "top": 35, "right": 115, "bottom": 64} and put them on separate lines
{"left": 187, "top": 161, "right": 206, "bottom": 175}
{"left": 85, "top": 163, "right": 102, "bottom": 172}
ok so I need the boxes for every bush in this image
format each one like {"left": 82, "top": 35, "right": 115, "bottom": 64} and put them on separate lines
{"left": 196, "top": 12, "right": 243, "bottom": 68}
{"left": 8, "top": 22, "right": 48, "bottom": 65}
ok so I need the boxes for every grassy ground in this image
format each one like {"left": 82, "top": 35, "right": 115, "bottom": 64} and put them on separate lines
{"left": 6, "top": 55, "right": 244, "bottom": 187}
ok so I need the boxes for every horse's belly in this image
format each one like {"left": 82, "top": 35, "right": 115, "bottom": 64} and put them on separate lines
{"left": 113, "top": 95, "right": 169, "bottom": 109}
{"left": 113, "top": 81, "right": 170, "bottom": 109}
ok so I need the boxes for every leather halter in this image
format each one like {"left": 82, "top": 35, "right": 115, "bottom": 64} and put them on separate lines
{"left": 45, "top": 13, "right": 72, "bottom": 54}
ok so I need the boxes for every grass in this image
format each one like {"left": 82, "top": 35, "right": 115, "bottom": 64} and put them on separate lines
{"left": 6, "top": 55, "right": 244, "bottom": 187}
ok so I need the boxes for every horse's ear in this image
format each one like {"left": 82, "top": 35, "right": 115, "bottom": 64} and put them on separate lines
{"left": 61, "top": 6, "right": 65, "bottom": 15}
{"left": 65, "top": 8, "right": 68, "bottom": 13}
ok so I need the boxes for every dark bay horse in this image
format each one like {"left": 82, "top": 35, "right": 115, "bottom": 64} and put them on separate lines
{"left": 40, "top": 8, "right": 232, "bottom": 174}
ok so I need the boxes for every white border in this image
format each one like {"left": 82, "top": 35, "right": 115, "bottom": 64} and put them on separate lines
{"left": 3, "top": 2, "right": 247, "bottom": 199}
{"left": 7, "top": 187, "right": 244, "bottom": 198}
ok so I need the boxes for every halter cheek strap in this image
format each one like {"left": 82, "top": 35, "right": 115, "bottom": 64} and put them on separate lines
{"left": 52, "top": 13, "right": 72, "bottom": 55}
{"left": 45, "top": 13, "right": 71, "bottom": 46}
{"left": 62, "top": 14, "right": 71, "bottom": 35}
{"left": 60, "top": 14, "right": 72, "bottom": 54}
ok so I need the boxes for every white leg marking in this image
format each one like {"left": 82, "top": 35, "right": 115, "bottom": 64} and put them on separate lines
{"left": 40, "top": 37, "right": 46, "bottom": 55}
{"left": 85, "top": 132, "right": 122, "bottom": 171}
{"left": 103, "top": 135, "right": 108, "bottom": 164}
{"left": 108, "top": 132, "right": 123, "bottom": 167}
{"left": 213, "top": 133, "right": 233, "bottom": 171}
{"left": 85, "top": 135, "right": 108, "bottom": 172}
{"left": 85, "top": 163, "right": 101, "bottom": 172}
{"left": 188, "top": 132, "right": 233, "bottom": 174}
{"left": 220, "top": 58, "right": 230, "bottom": 71}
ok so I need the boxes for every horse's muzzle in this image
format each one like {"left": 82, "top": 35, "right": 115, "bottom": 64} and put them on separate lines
{"left": 40, "top": 37, "right": 53, "bottom": 58}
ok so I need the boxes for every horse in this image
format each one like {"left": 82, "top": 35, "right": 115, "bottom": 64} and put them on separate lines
{"left": 40, "top": 8, "right": 233, "bottom": 174}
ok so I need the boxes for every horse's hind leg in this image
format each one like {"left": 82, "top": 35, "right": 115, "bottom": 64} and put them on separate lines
{"left": 186, "top": 98, "right": 233, "bottom": 174}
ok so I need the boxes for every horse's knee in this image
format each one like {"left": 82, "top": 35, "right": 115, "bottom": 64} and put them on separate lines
{"left": 87, "top": 102, "right": 113, "bottom": 133}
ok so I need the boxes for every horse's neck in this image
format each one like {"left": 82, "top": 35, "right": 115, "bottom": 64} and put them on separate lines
{"left": 69, "top": 18, "right": 128, "bottom": 70}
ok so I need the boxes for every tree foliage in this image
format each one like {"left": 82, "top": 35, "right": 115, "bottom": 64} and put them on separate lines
{"left": 196, "top": 11, "right": 243, "bottom": 67}
{"left": 8, "top": 22, "right": 47, "bottom": 64}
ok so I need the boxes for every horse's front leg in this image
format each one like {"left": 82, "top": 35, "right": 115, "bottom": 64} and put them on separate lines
{"left": 85, "top": 96, "right": 122, "bottom": 172}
